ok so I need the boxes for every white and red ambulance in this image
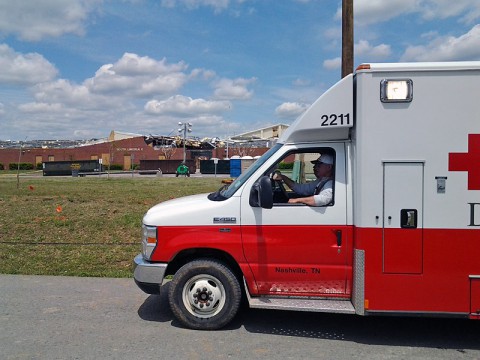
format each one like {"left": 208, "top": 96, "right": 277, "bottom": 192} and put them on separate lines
{"left": 134, "top": 62, "right": 480, "bottom": 330}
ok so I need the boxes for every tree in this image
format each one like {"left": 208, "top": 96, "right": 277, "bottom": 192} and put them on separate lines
{"left": 159, "top": 144, "right": 177, "bottom": 160}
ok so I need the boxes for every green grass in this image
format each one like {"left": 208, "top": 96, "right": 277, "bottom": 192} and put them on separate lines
{"left": 0, "top": 176, "right": 222, "bottom": 277}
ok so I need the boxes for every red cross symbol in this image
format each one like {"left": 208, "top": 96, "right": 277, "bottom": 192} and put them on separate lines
{"left": 449, "top": 134, "right": 480, "bottom": 190}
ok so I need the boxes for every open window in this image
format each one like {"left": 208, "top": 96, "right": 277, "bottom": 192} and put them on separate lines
{"left": 266, "top": 147, "right": 336, "bottom": 206}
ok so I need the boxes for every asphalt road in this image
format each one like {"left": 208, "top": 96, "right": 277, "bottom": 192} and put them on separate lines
{"left": 1, "top": 275, "right": 479, "bottom": 360}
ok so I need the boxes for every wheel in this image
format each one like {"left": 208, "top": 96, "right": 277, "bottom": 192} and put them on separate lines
{"left": 168, "top": 259, "right": 241, "bottom": 330}
{"left": 270, "top": 172, "right": 289, "bottom": 203}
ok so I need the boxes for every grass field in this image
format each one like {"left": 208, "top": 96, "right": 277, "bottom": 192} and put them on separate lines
{"left": 0, "top": 175, "right": 223, "bottom": 277}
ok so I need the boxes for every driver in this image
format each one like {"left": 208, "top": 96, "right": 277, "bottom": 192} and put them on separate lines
{"left": 272, "top": 153, "right": 334, "bottom": 206}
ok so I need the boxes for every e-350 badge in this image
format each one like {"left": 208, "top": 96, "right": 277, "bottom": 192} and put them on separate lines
{"left": 213, "top": 217, "right": 237, "bottom": 224}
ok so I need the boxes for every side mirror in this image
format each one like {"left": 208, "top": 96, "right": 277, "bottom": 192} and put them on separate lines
{"left": 249, "top": 176, "right": 273, "bottom": 209}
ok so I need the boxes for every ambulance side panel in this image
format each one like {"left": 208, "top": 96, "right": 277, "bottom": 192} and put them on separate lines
{"left": 354, "top": 65, "right": 480, "bottom": 316}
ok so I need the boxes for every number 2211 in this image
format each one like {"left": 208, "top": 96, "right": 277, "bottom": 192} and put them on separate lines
{"left": 320, "top": 113, "right": 350, "bottom": 126}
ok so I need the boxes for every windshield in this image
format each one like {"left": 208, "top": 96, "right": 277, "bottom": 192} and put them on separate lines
{"left": 210, "top": 143, "right": 282, "bottom": 200}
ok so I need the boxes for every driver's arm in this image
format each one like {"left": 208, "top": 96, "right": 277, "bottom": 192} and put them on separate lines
{"left": 288, "top": 184, "right": 332, "bottom": 206}
{"left": 288, "top": 196, "right": 315, "bottom": 206}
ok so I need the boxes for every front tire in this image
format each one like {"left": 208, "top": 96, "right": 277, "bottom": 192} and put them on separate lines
{"left": 168, "top": 259, "right": 241, "bottom": 330}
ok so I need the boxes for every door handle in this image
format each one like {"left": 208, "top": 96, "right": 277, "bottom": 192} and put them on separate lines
{"left": 335, "top": 230, "right": 342, "bottom": 247}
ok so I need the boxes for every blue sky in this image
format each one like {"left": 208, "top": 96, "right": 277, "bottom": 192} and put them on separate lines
{"left": 1, "top": 0, "right": 480, "bottom": 141}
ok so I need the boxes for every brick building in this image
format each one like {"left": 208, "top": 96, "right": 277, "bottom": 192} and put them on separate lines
{"left": 0, "top": 132, "right": 269, "bottom": 171}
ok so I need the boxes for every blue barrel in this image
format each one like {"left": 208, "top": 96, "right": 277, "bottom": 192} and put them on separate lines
{"left": 229, "top": 159, "right": 241, "bottom": 178}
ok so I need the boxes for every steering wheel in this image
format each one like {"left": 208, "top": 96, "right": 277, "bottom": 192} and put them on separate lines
{"left": 270, "top": 171, "right": 289, "bottom": 203}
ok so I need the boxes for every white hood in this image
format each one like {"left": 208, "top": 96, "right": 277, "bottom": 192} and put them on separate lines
{"left": 143, "top": 193, "right": 240, "bottom": 226}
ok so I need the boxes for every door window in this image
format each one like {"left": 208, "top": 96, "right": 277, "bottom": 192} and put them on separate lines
{"left": 267, "top": 147, "right": 336, "bottom": 206}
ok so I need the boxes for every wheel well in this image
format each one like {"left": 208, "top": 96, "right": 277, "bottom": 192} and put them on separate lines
{"left": 166, "top": 248, "right": 244, "bottom": 281}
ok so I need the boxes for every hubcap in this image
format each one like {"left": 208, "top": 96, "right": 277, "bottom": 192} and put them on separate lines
{"left": 182, "top": 274, "right": 226, "bottom": 318}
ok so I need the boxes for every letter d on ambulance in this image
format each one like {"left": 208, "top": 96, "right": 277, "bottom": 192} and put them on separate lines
{"left": 468, "top": 203, "right": 480, "bottom": 226}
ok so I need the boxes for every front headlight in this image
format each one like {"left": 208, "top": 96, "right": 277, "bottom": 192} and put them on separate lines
{"left": 142, "top": 224, "right": 157, "bottom": 260}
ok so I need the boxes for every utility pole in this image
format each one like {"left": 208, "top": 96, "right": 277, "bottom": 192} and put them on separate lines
{"left": 342, "top": 0, "right": 354, "bottom": 78}
{"left": 16, "top": 137, "right": 27, "bottom": 189}
{"left": 178, "top": 122, "right": 192, "bottom": 163}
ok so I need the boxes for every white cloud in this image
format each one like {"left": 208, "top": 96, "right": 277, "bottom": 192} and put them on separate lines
{"left": 272, "top": 82, "right": 327, "bottom": 109}
{"left": 275, "top": 102, "right": 309, "bottom": 119}
{"left": 190, "top": 114, "right": 226, "bottom": 127}
{"left": 420, "top": 0, "right": 480, "bottom": 23}
{"left": 6, "top": 48, "right": 254, "bottom": 139}
{"left": 32, "top": 79, "right": 102, "bottom": 109}
{"left": 324, "top": 27, "right": 341, "bottom": 42}
{"left": 323, "top": 41, "right": 390, "bottom": 69}
{"left": 323, "top": 57, "right": 341, "bottom": 70}
{"left": 350, "top": 0, "right": 417, "bottom": 26}
{"left": 190, "top": 68, "right": 216, "bottom": 80}
{"left": 292, "top": 78, "right": 311, "bottom": 87}
{"left": 401, "top": 24, "right": 480, "bottom": 61}
{"left": 138, "top": 74, "right": 190, "bottom": 97}
{"left": 161, "top": 0, "right": 230, "bottom": 13}
{"left": 73, "top": 129, "right": 100, "bottom": 139}
{"left": 111, "top": 53, "right": 188, "bottom": 76}
{"left": 355, "top": 40, "right": 392, "bottom": 59}
{"left": 85, "top": 53, "right": 190, "bottom": 97}
{"left": 213, "top": 77, "right": 256, "bottom": 100}
{"left": 349, "top": 0, "right": 480, "bottom": 26}
{"left": 0, "top": 0, "right": 100, "bottom": 41}
{"left": 144, "top": 95, "right": 231, "bottom": 116}
{"left": 0, "top": 44, "right": 58, "bottom": 85}
{"left": 18, "top": 102, "right": 63, "bottom": 113}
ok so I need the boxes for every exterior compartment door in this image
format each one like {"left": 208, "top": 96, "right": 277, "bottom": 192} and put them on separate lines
{"left": 383, "top": 162, "right": 424, "bottom": 274}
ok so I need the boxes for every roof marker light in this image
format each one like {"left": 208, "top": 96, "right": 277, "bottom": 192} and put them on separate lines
{"left": 356, "top": 64, "right": 371, "bottom": 71}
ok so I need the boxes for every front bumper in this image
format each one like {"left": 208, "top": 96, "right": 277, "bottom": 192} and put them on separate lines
{"left": 133, "top": 253, "right": 168, "bottom": 295}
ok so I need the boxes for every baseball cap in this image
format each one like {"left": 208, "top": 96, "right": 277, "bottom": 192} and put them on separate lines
{"left": 311, "top": 154, "right": 334, "bottom": 165}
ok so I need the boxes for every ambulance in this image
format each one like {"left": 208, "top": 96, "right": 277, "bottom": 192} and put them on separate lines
{"left": 133, "top": 62, "right": 480, "bottom": 330}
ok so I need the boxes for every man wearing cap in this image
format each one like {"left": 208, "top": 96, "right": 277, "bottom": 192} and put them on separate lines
{"left": 272, "top": 153, "right": 334, "bottom": 206}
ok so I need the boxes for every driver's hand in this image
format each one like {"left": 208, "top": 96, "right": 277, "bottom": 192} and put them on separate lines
{"left": 272, "top": 171, "right": 282, "bottom": 181}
